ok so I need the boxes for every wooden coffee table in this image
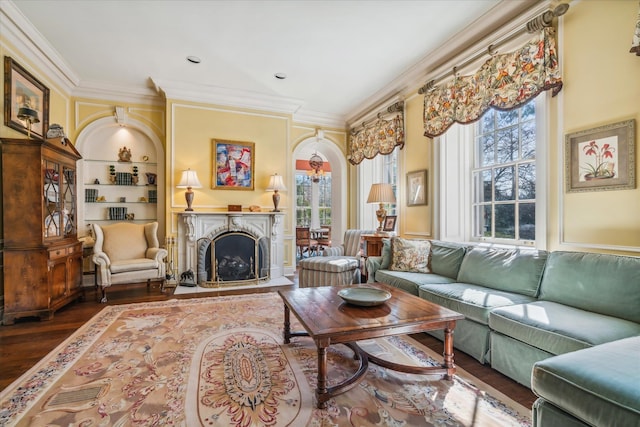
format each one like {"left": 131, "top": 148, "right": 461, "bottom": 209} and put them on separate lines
{"left": 278, "top": 283, "right": 464, "bottom": 409}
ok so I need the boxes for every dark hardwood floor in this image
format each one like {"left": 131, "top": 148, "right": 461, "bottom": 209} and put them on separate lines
{"left": 0, "top": 274, "right": 536, "bottom": 409}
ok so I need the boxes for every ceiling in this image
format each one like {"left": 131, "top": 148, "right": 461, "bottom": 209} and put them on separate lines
{"left": 6, "top": 0, "right": 537, "bottom": 127}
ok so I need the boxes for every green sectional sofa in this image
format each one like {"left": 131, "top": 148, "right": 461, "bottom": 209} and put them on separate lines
{"left": 366, "top": 238, "right": 640, "bottom": 425}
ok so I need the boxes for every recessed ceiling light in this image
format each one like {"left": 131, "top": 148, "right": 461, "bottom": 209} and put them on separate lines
{"left": 187, "top": 56, "right": 201, "bottom": 64}
{"left": 274, "top": 73, "right": 287, "bottom": 80}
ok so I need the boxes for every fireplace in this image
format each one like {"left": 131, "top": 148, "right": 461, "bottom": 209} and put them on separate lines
{"left": 177, "top": 212, "right": 285, "bottom": 287}
{"left": 198, "top": 231, "right": 269, "bottom": 286}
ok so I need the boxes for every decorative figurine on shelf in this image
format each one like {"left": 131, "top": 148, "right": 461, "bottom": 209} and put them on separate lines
{"left": 125, "top": 213, "right": 135, "bottom": 221}
{"left": 46, "top": 123, "right": 66, "bottom": 139}
{"left": 145, "top": 172, "right": 157, "bottom": 185}
{"left": 108, "top": 165, "right": 116, "bottom": 184}
{"left": 94, "top": 178, "right": 100, "bottom": 184}
{"left": 118, "top": 146, "right": 132, "bottom": 162}
{"left": 132, "top": 165, "right": 139, "bottom": 184}
{"left": 179, "top": 269, "right": 196, "bottom": 287}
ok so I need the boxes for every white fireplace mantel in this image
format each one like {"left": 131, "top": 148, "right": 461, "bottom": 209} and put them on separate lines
{"left": 177, "top": 212, "right": 285, "bottom": 283}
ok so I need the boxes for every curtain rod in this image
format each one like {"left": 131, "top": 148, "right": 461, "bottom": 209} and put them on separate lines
{"left": 417, "top": 3, "right": 569, "bottom": 95}
{"left": 350, "top": 101, "right": 404, "bottom": 134}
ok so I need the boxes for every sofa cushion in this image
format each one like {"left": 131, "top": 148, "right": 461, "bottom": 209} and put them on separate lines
{"left": 110, "top": 258, "right": 159, "bottom": 274}
{"left": 489, "top": 301, "right": 640, "bottom": 355}
{"left": 538, "top": 251, "right": 640, "bottom": 323}
{"left": 429, "top": 240, "right": 468, "bottom": 279}
{"left": 456, "top": 247, "right": 547, "bottom": 297}
{"left": 380, "top": 238, "right": 391, "bottom": 269}
{"left": 389, "top": 237, "right": 431, "bottom": 273}
{"left": 418, "top": 283, "right": 536, "bottom": 324}
{"left": 374, "top": 270, "right": 455, "bottom": 295}
{"left": 532, "top": 336, "right": 640, "bottom": 427}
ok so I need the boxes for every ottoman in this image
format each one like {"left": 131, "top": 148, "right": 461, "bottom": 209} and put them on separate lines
{"left": 298, "top": 256, "right": 361, "bottom": 288}
{"left": 531, "top": 336, "right": 640, "bottom": 427}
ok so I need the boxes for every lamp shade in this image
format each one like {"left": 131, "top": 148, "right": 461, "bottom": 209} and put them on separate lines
{"left": 177, "top": 169, "right": 202, "bottom": 188}
{"left": 266, "top": 173, "right": 287, "bottom": 191}
{"left": 367, "top": 183, "right": 396, "bottom": 204}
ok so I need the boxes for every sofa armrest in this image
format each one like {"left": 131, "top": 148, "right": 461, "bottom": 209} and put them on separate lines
{"left": 147, "top": 247, "right": 168, "bottom": 262}
{"left": 322, "top": 246, "right": 345, "bottom": 257}
{"left": 365, "top": 256, "right": 383, "bottom": 283}
{"left": 92, "top": 252, "right": 111, "bottom": 288}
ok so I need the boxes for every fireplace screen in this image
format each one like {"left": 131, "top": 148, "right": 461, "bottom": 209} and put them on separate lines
{"left": 201, "top": 231, "right": 268, "bottom": 286}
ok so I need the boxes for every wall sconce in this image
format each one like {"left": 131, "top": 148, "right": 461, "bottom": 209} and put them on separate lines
{"left": 177, "top": 169, "right": 202, "bottom": 211}
{"left": 367, "top": 183, "right": 396, "bottom": 233}
{"left": 17, "top": 104, "right": 40, "bottom": 138}
{"left": 266, "top": 173, "right": 287, "bottom": 212}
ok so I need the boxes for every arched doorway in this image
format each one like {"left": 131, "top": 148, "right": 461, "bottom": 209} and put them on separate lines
{"left": 292, "top": 134, "right": 347, "bottom": 248}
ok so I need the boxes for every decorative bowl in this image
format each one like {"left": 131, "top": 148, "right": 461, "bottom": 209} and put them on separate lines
{"left": 337, "top": 286, "right": 392, "bottom": 307}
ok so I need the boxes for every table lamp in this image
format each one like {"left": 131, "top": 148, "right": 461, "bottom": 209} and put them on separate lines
{"left": 177, "top": 169, "right": 202, "bottom": 211}
{"left": 266, "top": 173, "right": 287, "bottom": 212}
{"left": 367, "top": 183, "right": 396, "bottom": 232}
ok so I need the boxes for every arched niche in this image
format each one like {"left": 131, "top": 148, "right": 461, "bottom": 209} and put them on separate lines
{"left": 75, "top": 116, "right": 166, "bottom": 242}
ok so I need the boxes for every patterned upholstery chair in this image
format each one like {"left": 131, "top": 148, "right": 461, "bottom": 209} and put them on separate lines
{"left": 92, "top": 222, "right": 167, "bottom": 302}
{"left": 298, "top": 229, "right": 375, "bottom": 288}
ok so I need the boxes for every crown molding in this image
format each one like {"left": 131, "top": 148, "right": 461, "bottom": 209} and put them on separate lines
{"left": 0, "top": 0, "right": 78, "bottom": 92}
{"left": 292, "top": 109, "right": 345, "bottom": 129}
{"left": 151, "top": 77, "right": 308, "bottom": 116}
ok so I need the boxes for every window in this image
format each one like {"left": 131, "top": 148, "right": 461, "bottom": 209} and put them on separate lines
{"left": 295, "top": 173, "right": 332, "bottom": 227}
{"left": 472, "top": 101, "right": 536, "bottom": 243}
{"left": 358, "top": 149, "right": 399, "bottom": 228}
{"left": 438, "top": 95, "right": 546, "bottom": 247}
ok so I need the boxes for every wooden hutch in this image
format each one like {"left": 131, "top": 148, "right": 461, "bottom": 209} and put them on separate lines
{"left": 1, "top": 137, "right": 83, "bottom": 324}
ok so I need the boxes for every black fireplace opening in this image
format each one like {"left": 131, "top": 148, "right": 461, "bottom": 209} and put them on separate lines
{"left": 203, "top": 232, "right": 268, "bottom": 284}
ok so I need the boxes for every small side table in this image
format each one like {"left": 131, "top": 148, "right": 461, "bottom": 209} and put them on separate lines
{"left": 360, "top": 233, "right": 386, "bottom": 281}
{"left": 361, "top": 233, "right": 385, "bottom": 257}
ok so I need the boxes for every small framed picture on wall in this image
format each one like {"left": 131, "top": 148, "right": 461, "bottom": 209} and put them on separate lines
{"left": 407, "top": 169, "right": 428, "bottom": 206}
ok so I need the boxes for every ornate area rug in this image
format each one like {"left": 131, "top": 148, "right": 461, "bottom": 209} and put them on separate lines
{"left": 0, "top": 293, "right": 531, "bottom": 426}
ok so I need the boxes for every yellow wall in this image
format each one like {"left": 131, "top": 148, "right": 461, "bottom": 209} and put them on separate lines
{"left": 400, "top": 93, "right": 433, "bottom": 239}
{"left": 554, "top": 0, "right": 640, "bottom": 253}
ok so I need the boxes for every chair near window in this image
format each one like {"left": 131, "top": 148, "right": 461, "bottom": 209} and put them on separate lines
{"left": 317, "top": 225, "right": 332, "bottom": 251}
{"left": 296, "top": 227, "right": 318, "bottom": 259}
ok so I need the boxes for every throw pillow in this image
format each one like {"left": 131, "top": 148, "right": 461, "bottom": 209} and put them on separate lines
{"left": 390, "top": 237, "right": 431, "bottom": 273}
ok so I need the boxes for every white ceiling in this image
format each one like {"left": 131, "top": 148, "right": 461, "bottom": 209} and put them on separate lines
{"left": 6, "top": 0, "right": 537, "bottom": 127}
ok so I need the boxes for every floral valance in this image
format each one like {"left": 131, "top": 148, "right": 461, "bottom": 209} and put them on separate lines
{"left": 423, "top": 27, "right": 563, "bottom": 138}
{"left": 348, "top": 107, "right": 405, "bottom": 165}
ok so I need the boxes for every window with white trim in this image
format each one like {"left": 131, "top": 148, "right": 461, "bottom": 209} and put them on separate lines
{"left": 438, "top": 95, "right": 546, "bottom": 247}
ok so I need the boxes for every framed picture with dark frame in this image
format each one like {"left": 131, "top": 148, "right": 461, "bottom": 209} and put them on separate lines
{"left": 212, "top": 139, "right": 255, "bottom": 190}
{"left": 383, "top": 215, "right": 397, "bottom": 232}
{"left": 565, "top": 119, "right": 636, "bottom": 193}
{"left": 407, "top": 169, "right": 428, "bottom": 206}
{"left": 4, "top": 56, "right": 50, "bottom": 139}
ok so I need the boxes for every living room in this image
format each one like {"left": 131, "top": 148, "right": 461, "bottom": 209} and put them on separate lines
{"left": 0, "top": 1, "right": 638, "bottom": 426}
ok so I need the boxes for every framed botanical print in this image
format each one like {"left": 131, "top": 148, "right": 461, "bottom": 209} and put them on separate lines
{"left": 4, "top": 56, "right": 50, "bottom": 139}
{"left": 565, "top": 119, "right": 636, "bottom": 192}
{"left": 212, "top": 139, "right": 255, "bottom": 190}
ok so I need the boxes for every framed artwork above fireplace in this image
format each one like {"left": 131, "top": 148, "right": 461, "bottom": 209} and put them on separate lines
{"left": 212, "top": 139, "right": 255, "bottom": 190}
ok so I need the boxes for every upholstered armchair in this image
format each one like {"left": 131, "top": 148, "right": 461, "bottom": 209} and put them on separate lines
{"left": 298, "top": 229, "right": 375, "bottom": 287}
{"left": 92, "top": 222, "right": 167, "bottom": 302}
